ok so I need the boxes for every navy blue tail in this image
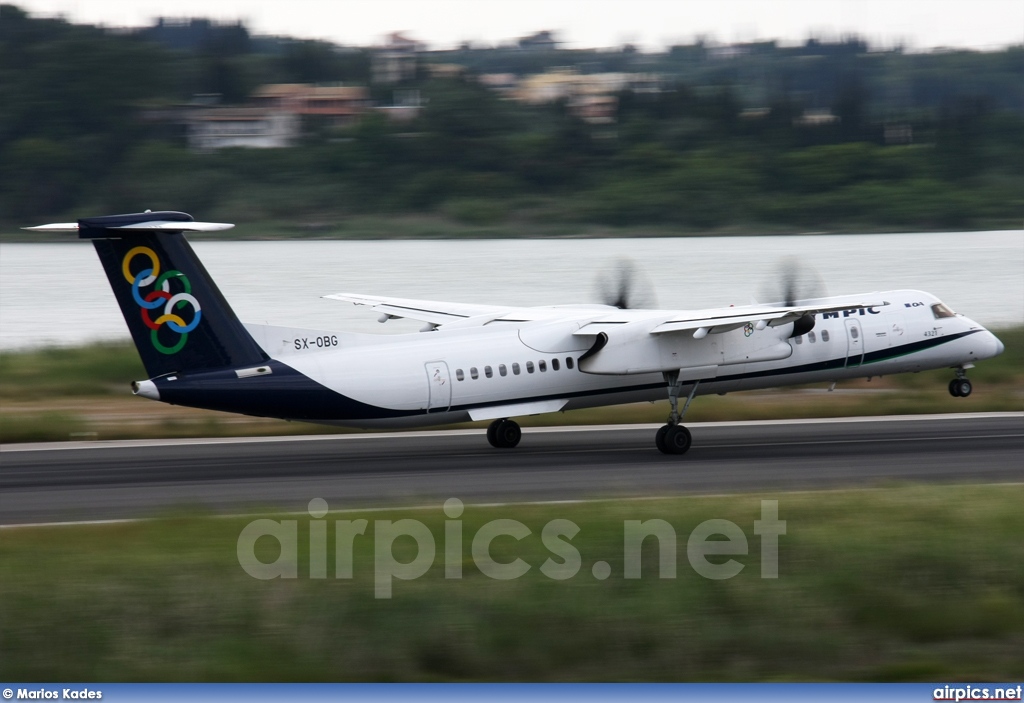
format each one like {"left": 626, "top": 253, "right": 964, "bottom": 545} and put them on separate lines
{"left": 82, "top": 211, "right": 268, "bottom": 378}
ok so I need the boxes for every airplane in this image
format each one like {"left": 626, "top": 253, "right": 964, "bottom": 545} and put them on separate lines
{"left": 26, "top": 210, "right": 1005, "bottom": 455}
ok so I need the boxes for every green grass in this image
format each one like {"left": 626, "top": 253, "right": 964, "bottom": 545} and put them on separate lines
{"left": 0, "top": 342, "right": 146, "bottom": 400}
{"left": 1, "top": 485, "right": 1023, "bottom": 681}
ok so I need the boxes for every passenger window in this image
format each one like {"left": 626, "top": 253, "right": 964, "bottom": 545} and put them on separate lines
{"left": 552, "top": 358, "right": 560, "bottom": 371}
{"left": 850, "top": 327, "right": 859, "bottom": 340}
{"left": 526, "top": 361, "right": 535, "bottom": 374}
{"left": 539, "top": 360, "right": 547, "bottom": 372}
{"left": 821, "top": 330, "right": 830, "bottom": 342}
{"left": 456, "top": 369, "right": 464, "bottom": 381}
{"left": 470, "top": 367, "right": 479, "bottom": 379}
{"left": 932, "top": 303, "right": 956, "bottom": 319}
{"left": 512, "top": 363, "right": 521, "bottom": 375}
{"left": 795, "top": 336, "right": 802, "bottom": 345}
{"left": 566, "top": 357, "right": 574, "bottom": 369}
{"left": 808, "top": 331, "right": 816, "bottom": 343}
{"left": 499, "top": 364, "right": 507, "bottom": 377}
{"left": 484, "top": 366, "right": 493, "bottom": 378}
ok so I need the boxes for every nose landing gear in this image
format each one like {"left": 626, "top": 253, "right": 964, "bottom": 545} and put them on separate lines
{"left": 948, "top": 366, "right": 973, "bottom": 397}
{"left": 656, "top": 372, "right": 699, "bottom": 455}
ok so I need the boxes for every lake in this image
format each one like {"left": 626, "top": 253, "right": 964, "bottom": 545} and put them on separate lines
{"left": 1, "top": 230, "right": 1021, "bottom": 350}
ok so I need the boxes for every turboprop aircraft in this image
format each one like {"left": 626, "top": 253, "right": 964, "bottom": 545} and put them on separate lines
{"left": 27, "top": 211, "right": 1005, "bottom": 455}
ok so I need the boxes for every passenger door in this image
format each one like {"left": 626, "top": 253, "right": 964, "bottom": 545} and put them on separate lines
{"left": 425, "top": 361, "right": 451, "bottom": 413}
{"left": 844, "top": 319, "right": 864, "bottom": 367}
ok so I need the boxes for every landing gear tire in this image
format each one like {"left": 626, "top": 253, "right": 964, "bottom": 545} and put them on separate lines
{"left": 487, "top": 419, "right": 502, "bottom": 447}
{"left": 488, "top": 419, "right": 521, "bottom": 448}
{"left": 655, "top": 425, "right": 670, "bottom": 453}
{"left": 657, "top": 424, "right": 692, "bottom": 455}
{"left": 954, "top": 379, "right": 973, "bottom": 397}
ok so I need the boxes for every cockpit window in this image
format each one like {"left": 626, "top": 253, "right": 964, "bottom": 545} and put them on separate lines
{"left": 931, "top": 303, "right": 956, "bottom": 319}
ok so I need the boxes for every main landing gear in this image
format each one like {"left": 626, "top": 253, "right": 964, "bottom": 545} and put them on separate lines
{"left": 948, "top": 366, "right": 973, "bottom": 397}
{"left": 656, "top": 372, "right": 699, "bottom": 455}
{"left": 487, "top": 418, "right": 522, "bottom": 448}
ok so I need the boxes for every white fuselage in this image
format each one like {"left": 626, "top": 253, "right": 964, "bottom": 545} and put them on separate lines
{"left": 241, "top": 289, "right": 1004, "bottom": 428}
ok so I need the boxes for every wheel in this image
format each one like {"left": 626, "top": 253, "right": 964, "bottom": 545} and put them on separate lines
{"left": 494, "top": 419, "right": 521, "bottom": 448}
{"left": 655, "top": 424, "right": 670, "bottom": 453}
{"left": 955, "top": 379, "right": 972, "bottom": 397}
{"left": 658, "top": 424, "right": 692, "bottom": 455}
{"left": 487, "top": 419, "right": 503, "bottom": 448}
{"left": 948, "top": 379, "right": 961, "bottom": 397}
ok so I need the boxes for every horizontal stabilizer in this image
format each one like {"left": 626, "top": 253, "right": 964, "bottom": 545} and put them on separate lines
{"left": 22, "top": 222, "right": 80, "bottom": 232}
{"left": 23, "top": 221, "right": 233, "bottom": 232}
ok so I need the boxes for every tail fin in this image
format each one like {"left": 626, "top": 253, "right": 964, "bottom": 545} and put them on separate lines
{"left": 28, "top": 211, "right": 268, "bottom": 378}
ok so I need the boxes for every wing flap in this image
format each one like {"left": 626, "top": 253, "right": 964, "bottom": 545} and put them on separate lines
{"left": 650, "top": 300, "right": 889, "bottom": 335}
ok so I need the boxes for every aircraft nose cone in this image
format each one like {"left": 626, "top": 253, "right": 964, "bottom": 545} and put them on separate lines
{"left": 992, "top": 333, "right": 1005, "bottom": 357}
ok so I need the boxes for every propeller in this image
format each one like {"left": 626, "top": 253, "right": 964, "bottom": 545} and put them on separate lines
{"left": 757, "top": 256, "right": 828, "bottom": 338}
{"left": 595, "top": 256, "right": 657, "bottom": 310}
{"left": 758, "top": 256, "right": 828, "bottom": 307}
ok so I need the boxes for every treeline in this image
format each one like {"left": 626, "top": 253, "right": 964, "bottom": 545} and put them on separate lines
{"left": 1, "top": 4, "right": 1022, "bottom": 232}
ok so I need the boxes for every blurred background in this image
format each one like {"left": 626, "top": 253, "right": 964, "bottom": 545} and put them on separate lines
{"left": 1, "top": 0, "right": 1022, "bottom": 233}
{"left": 1, "top": 2, "right": 1023, "bottom": 684}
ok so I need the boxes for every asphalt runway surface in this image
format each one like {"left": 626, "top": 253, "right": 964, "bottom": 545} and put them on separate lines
{"left": 1, "top": 413, "right": 1021, "bottom": 525}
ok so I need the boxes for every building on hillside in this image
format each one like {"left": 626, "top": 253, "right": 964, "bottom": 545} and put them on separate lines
{"left": 372, "top": 32, "right": 421, "bottom": 84}
{"left": 793, "top": 108, "right": 839, "bottom": 127}
{"left": 251, "top": 84, "right": 371, "bottom": 127}
{"left": 187, "top": 108, "right": 299, "bottom": 151}
{"left": 426, "top": 63, "right": 467, "bottom": 79}
{"left": 477, "top": 73, "right": 520, "bottom": 99}
{"left": 512, "top": 69, "right": 661, "bottom": 123}
{"left": 884, "top": 122, "right": 913, "bottom": 145}
{"left": 569, "top": 94, "right": 618, "bottom": 124}
{"left": 375, "top": 89, "right": 423, "bottom": 122}
{"left": 515, "top": 68, "right": 579, "bottom": 104}
{"left": 518, "top": 30, "right": 559, "bottom": 51}
{"left": 249, "top": 83, "right": 309, "bottom": 110}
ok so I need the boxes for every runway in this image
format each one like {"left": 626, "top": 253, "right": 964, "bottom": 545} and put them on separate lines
{"left": 1, "top": 413, "right": 1021, "bottom": 525}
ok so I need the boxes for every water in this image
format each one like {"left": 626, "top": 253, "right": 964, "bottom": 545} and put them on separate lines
{"left": 1, "top": 231, "right": 1022, "bottom": 350}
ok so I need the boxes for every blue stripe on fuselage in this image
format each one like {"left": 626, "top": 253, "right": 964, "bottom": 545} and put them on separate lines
{"left": 154, "top": 330, "right": 980, "bottom": 422}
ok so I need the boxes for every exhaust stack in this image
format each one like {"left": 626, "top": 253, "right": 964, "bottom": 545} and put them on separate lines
{"left": 132, "top": 380, "right": 160, "bottom": 401}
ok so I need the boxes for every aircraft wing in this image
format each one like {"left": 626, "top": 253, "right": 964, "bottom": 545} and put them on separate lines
{"left": 574, "top": 299, "right": 889, "bottom": 337}
{"left": 323, "top": 293, "right": 514, "bottom": 325}
{"left": 650, "top": 299, "right": 889, "bottom": 334}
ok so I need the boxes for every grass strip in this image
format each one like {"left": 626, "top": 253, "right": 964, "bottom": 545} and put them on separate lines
{"left": 1, "top": 485, "right": 1022, "bottom": 681}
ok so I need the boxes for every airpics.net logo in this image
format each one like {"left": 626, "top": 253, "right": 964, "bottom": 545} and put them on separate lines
{"left": 236, "top": 498, "right": 786, "bottom": 599}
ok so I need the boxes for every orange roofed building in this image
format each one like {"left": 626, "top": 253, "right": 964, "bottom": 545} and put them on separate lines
{"left": 251, "top": 83, "right": 371, "bottom": 126}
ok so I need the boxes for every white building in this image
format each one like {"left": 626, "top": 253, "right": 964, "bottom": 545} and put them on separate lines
{"left": 187, "top": 108, "right": 300, "bottom": 151}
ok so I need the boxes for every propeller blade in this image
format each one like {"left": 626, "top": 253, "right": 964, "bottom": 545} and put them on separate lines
{"left": 759, "top": 256, "right": 827, "bottom": 308}
{"left": 594, "top": 256, "right": 657, "bottom": 310}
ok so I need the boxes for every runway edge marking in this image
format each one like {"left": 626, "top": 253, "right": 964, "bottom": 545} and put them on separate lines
{"left": 4, "top": 481, "right": 1024, "bottom": 531}
{"left": 2, "top": 411, "right": 1021, "bottom": 453}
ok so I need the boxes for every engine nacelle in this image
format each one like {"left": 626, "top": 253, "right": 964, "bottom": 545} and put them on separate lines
{"left": 578, "top": 324, "right": 792, "bottom": 375}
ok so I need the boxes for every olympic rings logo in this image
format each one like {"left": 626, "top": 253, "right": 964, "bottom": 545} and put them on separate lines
{"left": 122, "top": 246, "right": 202, "bottom": 355}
